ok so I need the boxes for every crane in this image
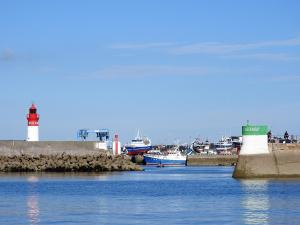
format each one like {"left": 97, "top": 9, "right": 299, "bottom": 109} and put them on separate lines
{"left": 77, "top": 129, "right": 110, "bottom": 141}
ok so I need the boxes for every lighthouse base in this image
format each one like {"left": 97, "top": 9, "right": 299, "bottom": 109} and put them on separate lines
{"left": 27, "top": 126, "right": 39, "bottom": 141}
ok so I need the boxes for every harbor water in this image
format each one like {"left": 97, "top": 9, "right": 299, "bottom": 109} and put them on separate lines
{"left": 0, "top": 167, "right": 300, "bottom": 225}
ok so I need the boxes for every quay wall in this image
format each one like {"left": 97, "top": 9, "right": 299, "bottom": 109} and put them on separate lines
{"left": 233, "top": 143, "right": 300, "bottom": 178}
{"left": 187, "top": 155, "right": 238, "bottom": 166}
{"left": 0, "top": 140, "right": 106, "bottom": 156}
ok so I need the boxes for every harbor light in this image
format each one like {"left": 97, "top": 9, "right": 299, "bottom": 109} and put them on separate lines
{"left": 113, "top": 134, "right": 121, "bottom": 155}
{"left": 239, "top": 124, "right": 268, "bottom": 155}
{"left": 26, "top": 103, "right": 39, "bottom": 141}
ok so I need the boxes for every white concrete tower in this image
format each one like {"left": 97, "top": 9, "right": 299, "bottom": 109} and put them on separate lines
{"left": 26, "top": 104, "right": 39, "bottom": 141}
{"left": 239, "top": 124, "right": 269, "bottom": 155}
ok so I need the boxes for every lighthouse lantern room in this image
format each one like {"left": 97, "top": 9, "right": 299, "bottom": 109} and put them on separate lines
{"left": 27, "top": 103, "right": 39, "bottom": 141}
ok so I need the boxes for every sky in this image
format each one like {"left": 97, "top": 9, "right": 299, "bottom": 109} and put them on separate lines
{"left": 0, "top": 0, "right": 300, "bottom": 144}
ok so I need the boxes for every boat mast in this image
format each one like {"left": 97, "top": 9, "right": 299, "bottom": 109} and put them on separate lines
{"left": 136, "top": 129, "right": 141, "bottom": 140}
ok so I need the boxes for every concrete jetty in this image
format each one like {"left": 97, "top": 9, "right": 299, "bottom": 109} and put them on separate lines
{"left": 233, "top": 124, "right": 300, "bottom": 178}
{"left": 233, "top": 124, "right": 300, "bottom": 179}
{"left": 187, "top": 155, "right": 238, "bottom": 166}
{"left": 233, "top": 143, "right": 300, "bottom": 178}
{"left": 0, "top": 140, "right": 142, "bottom": 172}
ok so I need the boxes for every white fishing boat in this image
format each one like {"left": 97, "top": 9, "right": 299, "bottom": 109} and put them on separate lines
{"left": 215, "top": 136, "right": 233, "bottom": 154}
{"left": 143, "top": 147, "right": 187, "bottom": 166}
{"left": 192, "top": 138, "right": 215, "bottom": 154}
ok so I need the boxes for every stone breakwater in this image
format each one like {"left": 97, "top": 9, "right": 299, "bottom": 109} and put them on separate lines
{"left": 0, "top": 141, "right": 142, "bottom": 172}
{"left": 0, "top": 153, "right": 142, "bottom": 172}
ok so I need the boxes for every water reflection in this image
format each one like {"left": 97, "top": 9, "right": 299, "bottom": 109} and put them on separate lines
{"left": 27, "top": 176, "right": 40, "bottom": 225}
{"left": 241, "top": 180, "right": 269, "bottom": 225}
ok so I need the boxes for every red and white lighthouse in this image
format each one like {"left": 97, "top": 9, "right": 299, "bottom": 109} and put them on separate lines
{"left": 112, "top": 134, "right": 121, "bottom": 155}
{"left": 26, "top": 103, "right": 39, "bottom": 141}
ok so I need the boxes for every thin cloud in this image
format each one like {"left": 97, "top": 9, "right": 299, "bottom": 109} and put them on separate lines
{"left": 169, "top": 37, "right": 300, "bottom": 55}
{"left": 110, "top": 42, "right": 177, "bottom": 50}
{"left": 85, "top": 65, "right": 219, "bottom": 79}
{"left": 35, "top": 66, "right": 57, "bottom": 74}
{"left": 73, "top": 65, "right": 298, "bottom": 82}
{"left": 111, "top": 37, "right": 300, "bottom": 59}
{"left": 0, "top": 48, "right": 15, "bottom": 61}
{"left": 109, "top": 37, "right": 300, "bottom": 62}
{"left": 269, "top": 74, "right": 300, "bottom": 82}
{"left": 223, "top": 53, "right": 300, "bottom": 61}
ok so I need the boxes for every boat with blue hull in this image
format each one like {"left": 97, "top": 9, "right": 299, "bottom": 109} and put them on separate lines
{"left": 125, "top": 130, "right": 152, "bottom": 155}
{"left": 126, "top": 146, "right": 152, "bottom": 155}
{"left": 144, "top": 149, "right": 187, "bottom": 166}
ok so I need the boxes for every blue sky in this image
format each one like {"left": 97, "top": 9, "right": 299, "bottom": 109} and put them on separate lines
{"left": 1, "top": 0, "right": 300, "bottom": 144}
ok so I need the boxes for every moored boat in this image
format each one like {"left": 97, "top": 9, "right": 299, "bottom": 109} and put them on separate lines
{"left": 124, "top": 130, "right": 152, "bottom": 155}
{"left": 144, "top": 147, "right": 187, "bottom": 166}
{"left": 192, "top": 138, "right": 216, "bottom": 154}
{"left": 215, "top": 136, "right": 233, "bottom": 154}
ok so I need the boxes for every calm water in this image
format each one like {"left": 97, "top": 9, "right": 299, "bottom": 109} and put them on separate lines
{"left": 0, "top": 166, "right": 300, "bottom": 225}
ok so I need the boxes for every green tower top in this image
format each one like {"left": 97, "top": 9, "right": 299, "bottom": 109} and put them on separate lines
{"left": 242, "top": 124, "right": 268, "bottom": 135}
